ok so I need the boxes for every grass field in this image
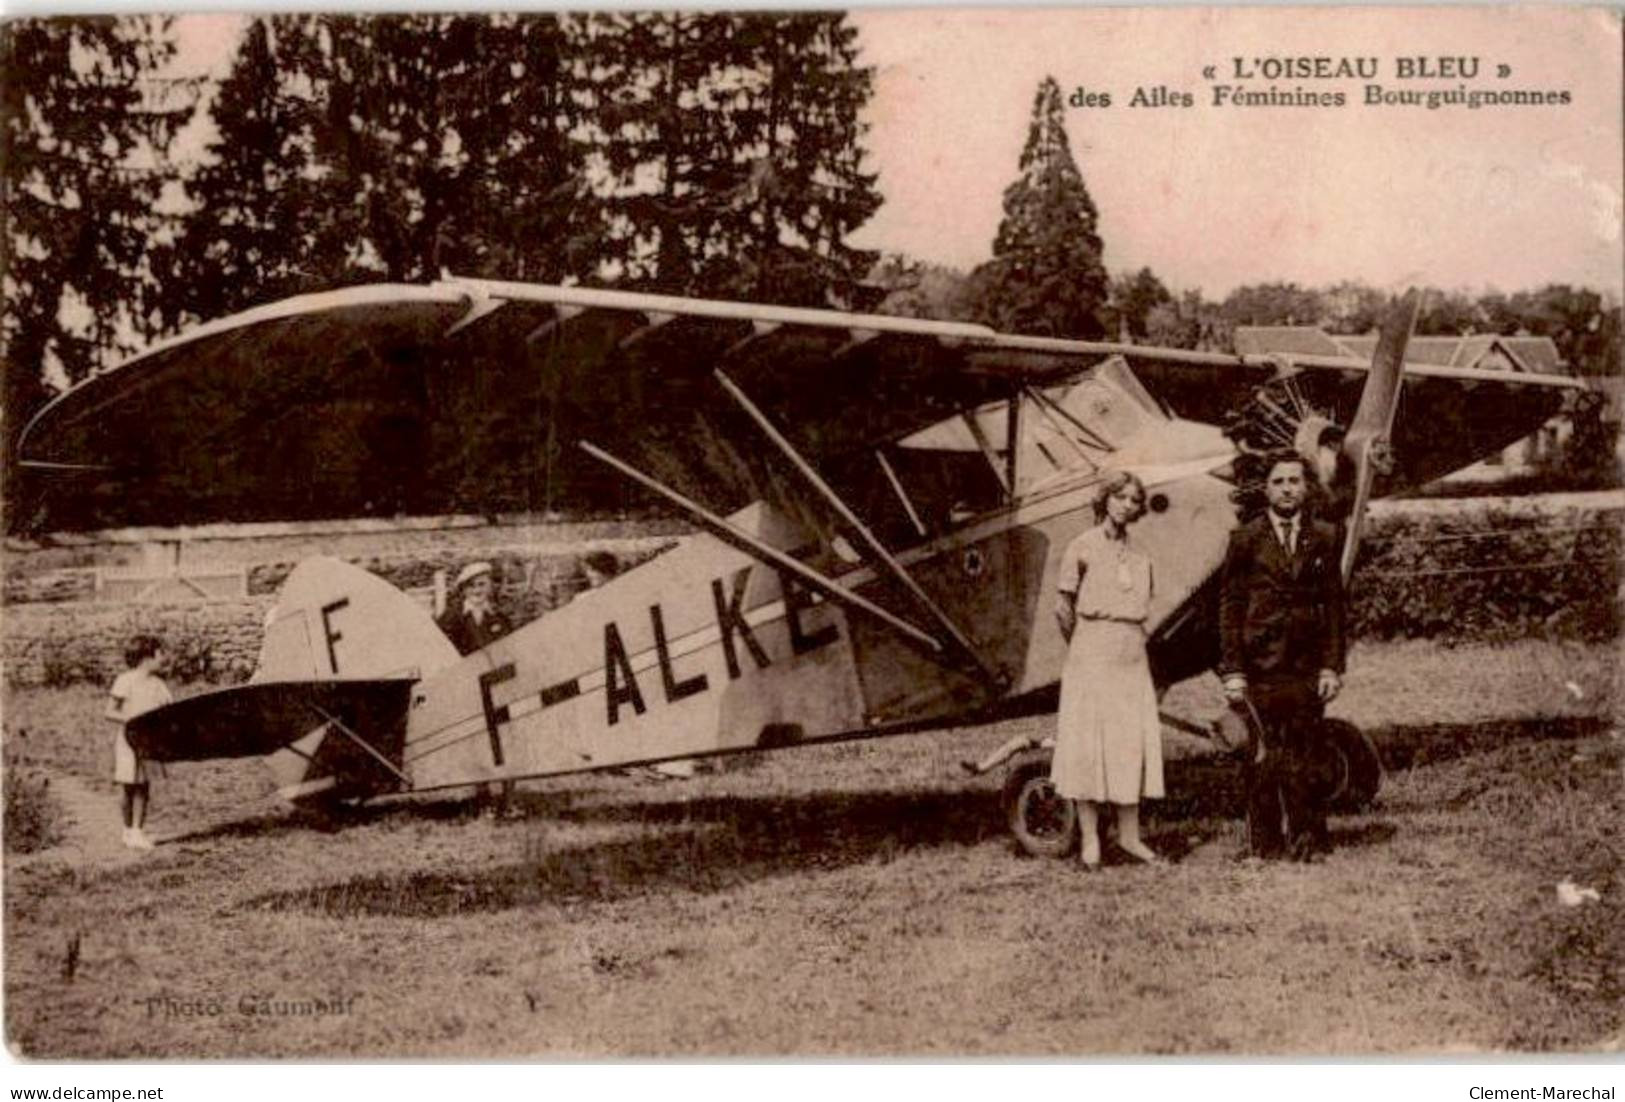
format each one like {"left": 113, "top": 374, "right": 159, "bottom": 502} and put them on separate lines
{"left": 3, "top": 638, "right": 1619, "bottom": 1057}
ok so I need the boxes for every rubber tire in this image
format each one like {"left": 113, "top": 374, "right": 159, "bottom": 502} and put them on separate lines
{"left": 1315, "top": 718, "right": 1382, "bottom": 812}
{"left": 1003, "top": 753, "right": 1077, "bottom": 858}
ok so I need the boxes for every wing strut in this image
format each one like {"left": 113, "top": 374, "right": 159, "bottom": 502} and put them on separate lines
{"left": 578, "top": 441, "right": 945, "bottom": 654}
{"left": 1004, "top": 386, "right": 1023, "bottom": 497}
{"left": 714, "top": 370, "right": 1000, "bottom": 685}
{"left": 309, "top": 703, "right": 412, "bottom": 787}
{"left": 875, "top": 449, "right": 928, "bottom": 539}
{"left": 963, "top": 411, "right": 1011, "bottom": 496}
{"left": 1022, "top": 387, "right": 1096, "bottom": 467}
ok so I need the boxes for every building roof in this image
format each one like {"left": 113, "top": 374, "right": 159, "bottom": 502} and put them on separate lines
{"left": 1248, "top": 329, "right": 1566, "bottom": 374}
{"left": 1231, "top": 326, "right": 1350, "bottom": 358}
{"left": 1501, "top": 337, "right": 1564, "bottom": 374}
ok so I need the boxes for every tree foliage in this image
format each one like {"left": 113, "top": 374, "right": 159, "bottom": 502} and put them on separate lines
{"left": 163, "top": 17, "right": 328, "bottom": 324}
{"left": 170, "top": 14, "right": 593, "bottom": 326}
{"left": 1144, "top": 289, "right": 1228, "bottom": 350}
{"left": 1219, "top": 281, "right": 1325, "bottom": 329}
{"left": 1105, "top": 267, "right": 1173, "bottom": 341}
{"left": 2, "top": 17, "right": 191, "bottom": 385}
{"left": 586, "top": 12, "right": 879, "bottom": 306}
{"left": 7, "top": 13, "right": 888, "bottom": 531}
{"left": 869, "top": 254, "right": 975, "bottom": 321}
{"left": 971, "top": 76, "right": 1109, "bottom": 338}
{"left": 2, "top": 16, "right": 193, "bottom": 529}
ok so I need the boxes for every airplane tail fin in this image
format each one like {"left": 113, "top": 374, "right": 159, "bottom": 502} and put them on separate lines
{"left": 255, "top": 557, "right": 459, "bottom": 803}
{"left": 255, "top": 556, "right": 458, "bottom": 682}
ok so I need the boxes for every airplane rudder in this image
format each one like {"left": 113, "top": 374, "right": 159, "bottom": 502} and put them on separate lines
{"left": 256, "top": 555, "right": 458, "bottom": 682}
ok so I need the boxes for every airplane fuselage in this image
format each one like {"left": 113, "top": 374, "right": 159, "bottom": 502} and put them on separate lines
{"left": 380, "top": 462, "right": 1237, "bottom": 791}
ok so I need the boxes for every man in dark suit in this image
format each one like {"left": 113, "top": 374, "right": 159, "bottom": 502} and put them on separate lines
{"left": 1219, "top": 452, "right": 1347, "bottom": 861}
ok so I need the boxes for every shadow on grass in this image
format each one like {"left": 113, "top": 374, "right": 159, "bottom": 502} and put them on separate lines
{"left": 1371, "top": 715, "right": 1606, "bottom": 773}
{"left": 219, "top": 714, "right": 1610, "bottom": 916}
{"left": 164, "top": 787, "right": 597, "bottom": 845}
{"left": 1328, "top": 821, "right": 1399, "bottom": 849}
{"left": 240, "top": 787, "right": 1008, "bottom": 918}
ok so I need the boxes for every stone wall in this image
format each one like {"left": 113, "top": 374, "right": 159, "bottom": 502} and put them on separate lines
{"left": 2, "top": 522, "right": 681, "bottom": 688}
{"left": 3, "top": 597, "right": 276, "bottom": 687}
{"left": 5, "top": 497, "right": 1617, "bottom": 688}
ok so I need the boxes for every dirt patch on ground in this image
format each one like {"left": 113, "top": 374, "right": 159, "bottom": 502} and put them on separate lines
{"left": 4, "top": 640, "right": 1619, "bottom": 1057}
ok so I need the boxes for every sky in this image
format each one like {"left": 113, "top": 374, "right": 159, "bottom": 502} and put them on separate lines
{"left": 163, "top": 7, "right": 1623, "bottom": 300}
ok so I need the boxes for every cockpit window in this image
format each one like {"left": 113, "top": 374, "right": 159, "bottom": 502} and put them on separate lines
{"left": 865, "top": 357, "right": 1162, "bottom": 541}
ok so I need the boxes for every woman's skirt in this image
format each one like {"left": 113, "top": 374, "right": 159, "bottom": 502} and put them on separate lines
{"left": 1050, "top": 618, "right": 1164, "bottom": 803}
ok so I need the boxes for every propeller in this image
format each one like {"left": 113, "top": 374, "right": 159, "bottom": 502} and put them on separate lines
{"left": 1337, "top": 288, "right": 1421, "bottom": 581}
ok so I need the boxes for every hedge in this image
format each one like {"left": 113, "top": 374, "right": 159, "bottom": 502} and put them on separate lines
{"left": 4, "top": 504, "right": 1617, "bottom": 687}
{"left": 1351, "top": 503, "right": 1620, "bottom": 644}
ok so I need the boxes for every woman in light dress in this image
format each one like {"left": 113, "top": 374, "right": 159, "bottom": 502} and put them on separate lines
{"left": 1052, "top": 471, "right": 1164, "bottom": 869}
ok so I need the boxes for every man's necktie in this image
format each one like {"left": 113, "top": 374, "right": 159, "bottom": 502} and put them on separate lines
{"left": 1282, "top": 518, "right": 1296, "bottom": 558}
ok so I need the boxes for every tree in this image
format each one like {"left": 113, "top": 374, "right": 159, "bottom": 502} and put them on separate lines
{"left": 869, "top": 254, "right": 975, "bottom": 321}
{"left": 1145, "top": 288, "right": 1227, "bottom": 350}
{"left": 1320, "top": 280, "right": 1388, "bottom": 334}
{"left": 2, "top": 16, "right": 193, "bottom": 529}
{"left": 1499, "top": 284, "right": 1619, "bottom": 376}
{"left": 1219, "top": 282, "right": 1325, "bottom": 329}
{"left": 171, "top": 13, "right": 594, "bottom": 326}
{"left": 1105, "top": 267, "right": 1173, "bottom": 341}
{"left": 1413, "top": 287, "right": 1481, "bottom": 335}
{"left": 586, "top": 12, "right": 880, "bottom": 306}
{"left": 971, "top": 76, "right": 1109, "bottom": 338}
{"left": 163, "top": 17, "right": 331, "bottom": 325}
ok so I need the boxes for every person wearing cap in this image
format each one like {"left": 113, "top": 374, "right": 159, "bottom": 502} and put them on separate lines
{"left": 437, "top": 561, "right": 512, "bottom": 657}
{"left": 438, "top": 561, "right": 517, "bottom": 816}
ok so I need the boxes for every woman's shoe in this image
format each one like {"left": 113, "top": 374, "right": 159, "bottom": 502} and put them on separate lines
{"left": 1080, "top": 838, "right": 1102, "bottom": 872}
{"left": 1118, "top": 841, "right": 1164, "bottom": 865}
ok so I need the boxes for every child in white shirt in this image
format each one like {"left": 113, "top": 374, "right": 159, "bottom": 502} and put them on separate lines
{"left": 104, "top": 635, "right": 171, "bottom": 850}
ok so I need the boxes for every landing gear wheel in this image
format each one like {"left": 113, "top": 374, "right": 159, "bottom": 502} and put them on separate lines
{"left": 1316, "top": 718, "right": 1382, "bottom": 811}
{"left": 1003, "top": 752, "right": 1076, "bottom": 858}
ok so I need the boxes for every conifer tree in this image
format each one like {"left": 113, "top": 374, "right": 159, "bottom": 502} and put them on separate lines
{"left": 165, "top": 17, "right": 331, "bottom": 325}
{"left": 587, "top": 12, "right": 879, "bottom": 306}
{"left": 706, "top": 14, "right": 880, "bottom": 305}
{"left": 974, "top": 76, "right": 1109, "bottom": 337}
{"left": 173, "top": 13, "right": 593, "bottom": 324}
{"left": 2, "top": 16, "right": 192, "bottom": 529}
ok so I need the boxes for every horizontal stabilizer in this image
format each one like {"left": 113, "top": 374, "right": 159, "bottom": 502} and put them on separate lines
{"left": 127, "top": 678, "right": 415, "bottom": 763}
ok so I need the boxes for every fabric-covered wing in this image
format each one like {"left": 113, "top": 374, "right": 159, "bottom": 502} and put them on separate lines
{"left": 21, "top": 277, "right": 1582, "bottom": 531}
{"left": 21, "top": 281, "right": 1014, "bottom": 529}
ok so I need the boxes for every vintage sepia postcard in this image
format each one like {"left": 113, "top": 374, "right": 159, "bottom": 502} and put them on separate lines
{"left": 2, "top": 4, "right": 1620, "bottom": 1073}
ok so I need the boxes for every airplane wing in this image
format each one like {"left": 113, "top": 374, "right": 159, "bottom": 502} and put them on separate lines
{"left": 126, "top": 678, "right": 415, "bottom": 763}
{"left": 20, "top": 277, "right": 1582, "bottom": 530}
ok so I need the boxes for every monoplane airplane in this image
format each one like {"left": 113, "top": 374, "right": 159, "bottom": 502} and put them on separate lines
{"left": 18, "top": 277, "right": 1583, "bottom": 852}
